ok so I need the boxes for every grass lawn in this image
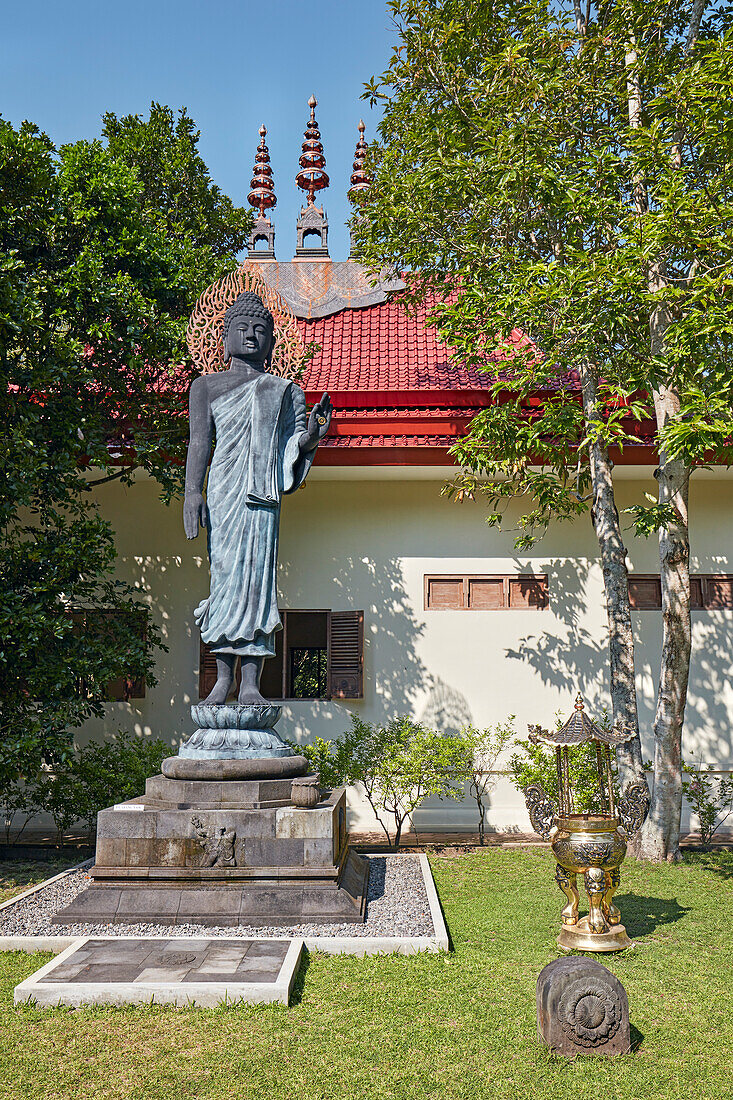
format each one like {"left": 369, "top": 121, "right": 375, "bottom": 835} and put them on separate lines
{"left": 0, "top": 860, "right": 80, "bottom": 905}
{"left": 1, "top": 847, "right": 731, "bottom": 1100}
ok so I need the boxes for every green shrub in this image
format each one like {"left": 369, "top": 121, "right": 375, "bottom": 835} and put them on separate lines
{"left": 34, "top": 733, "right": 169, "bottom": 844}
{"left": 682, "top": 764, "right": 733, "bottom": 844}
{"left": 1, "top": 781, "right": 41, "bottom": 845}
{"left": 296, "top": 715, "right": 466, "bottom": 847}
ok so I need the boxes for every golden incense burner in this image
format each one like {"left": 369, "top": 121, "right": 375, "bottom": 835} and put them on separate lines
{"left": 524, "top": 695, "right": 650, "bottom": 952}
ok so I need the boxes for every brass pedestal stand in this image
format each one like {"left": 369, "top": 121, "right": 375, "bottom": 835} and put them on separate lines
{"left": 558, "top": 918, "right": 633, "bottom": 953}
{"left": 523, "top": 694, "right": 650, "bottom": 955}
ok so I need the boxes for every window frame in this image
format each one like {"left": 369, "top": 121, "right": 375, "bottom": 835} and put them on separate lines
{"left": 198, "top": 608, "right": 364, "bottom": 702}
{"left": 424, "top": 573, "right": 549, "bottom": 611}
{"left": 629, "top": 573, "right": 733, "bottom": 611}
{"left": 278, "top": 608, "right": 332, "bottom": 701}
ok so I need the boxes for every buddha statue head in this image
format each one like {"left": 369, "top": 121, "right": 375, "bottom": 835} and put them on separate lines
{"left": 222, "top": 291, "right": 275, "bottom": 369}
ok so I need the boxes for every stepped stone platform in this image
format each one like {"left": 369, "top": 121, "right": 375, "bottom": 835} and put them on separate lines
{"left": 15, "top": 936, "right": 303, "bottom": 1007}
{"left": 53, "top": 757, "right": 368, "bottom": 927}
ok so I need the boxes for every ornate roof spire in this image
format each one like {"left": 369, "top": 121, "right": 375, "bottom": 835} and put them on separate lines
{"left": 247, "top": 123, "right": 276, "bottom": 260}
{"left": 247, "top": 123, "right": 276, "bottom": 217}
{"left": 348, "top": 119, "right": 370, "bottom": 199}
{"left": 296, "top": 94, "right": 329, "bottom": 206}
{"left": 294, "top": 95, "right": 329, "bottom": 259}
{"left": 348, "top": 120, "right": 370, "bottom": 260}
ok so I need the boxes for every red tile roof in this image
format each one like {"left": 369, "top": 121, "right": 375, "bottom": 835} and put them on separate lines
{"left": 290, "top": 295, "right": 655, "bottom": 464}
{"left": 293, "top": 295, "right": 511, "bottom": 462}
{"left": 297, "top": 296, "right": 527, "bottom": 394}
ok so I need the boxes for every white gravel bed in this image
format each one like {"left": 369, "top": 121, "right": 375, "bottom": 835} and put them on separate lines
{"left": 0, "top": 855, "right": 435, "bottom": 940}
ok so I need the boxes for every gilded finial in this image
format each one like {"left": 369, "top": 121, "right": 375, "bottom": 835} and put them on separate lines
{"left": 574, "top": 692, "right": 585, "bottom": 711}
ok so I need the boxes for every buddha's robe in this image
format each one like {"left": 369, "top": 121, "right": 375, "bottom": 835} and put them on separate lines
{"left": 194, "top": 373, "right": 313, "bottom": 657}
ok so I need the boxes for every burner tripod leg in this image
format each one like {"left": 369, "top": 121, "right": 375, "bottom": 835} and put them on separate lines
{"left": 555, "top": 863, "right": 579, "bottom": 925}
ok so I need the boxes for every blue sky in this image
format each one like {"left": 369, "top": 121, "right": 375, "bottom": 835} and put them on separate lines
{"left": 1, "top": 0, "right": 395, "bottom": 260}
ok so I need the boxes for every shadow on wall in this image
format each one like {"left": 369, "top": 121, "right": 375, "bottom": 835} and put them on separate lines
{"left": 413, "top": 678, "right": 477, "bottom": 834}
{"left": 278, "top": 552, "right": 435, "bottom": 735}
{"left": 279, "top": 550, "right": 493, "bottom": 831}
{"left": 504, "top": 557, "right": 610, "bottom": 724}
{"left": 506, "top": 553, "right": 733, "bottom": 771}
{"left": 419, "top": 677, "right": 473, "bottom": 734}
{"left": 635, "top": 613, "right": 733, "bottom": 770}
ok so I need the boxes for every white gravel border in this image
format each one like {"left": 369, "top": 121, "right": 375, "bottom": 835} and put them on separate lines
{"left": 0, "top": 853, "right": 448, "bottom": 956}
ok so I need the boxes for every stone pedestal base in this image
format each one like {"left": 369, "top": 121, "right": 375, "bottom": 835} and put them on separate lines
{"left": 53, "top": 778, "right": 367, "bottom": 927}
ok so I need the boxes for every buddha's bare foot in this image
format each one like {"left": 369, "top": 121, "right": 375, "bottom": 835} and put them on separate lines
{"left": 204, "top": 675, "right": 234, "bottom": 705}
{"left": 238, "top": 655, "right": 265, "bottom": 705}
{"left": 237, "top": 684, "right": 268, "bottom": 706}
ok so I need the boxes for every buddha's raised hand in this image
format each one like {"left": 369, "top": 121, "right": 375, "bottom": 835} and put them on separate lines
{"left": 302, "top": 392, "right": 333, "bottom": 452}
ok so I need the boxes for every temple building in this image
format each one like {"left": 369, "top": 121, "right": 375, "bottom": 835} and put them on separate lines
{"left": 84, "top": 98, "right": 733, "bottom": 838}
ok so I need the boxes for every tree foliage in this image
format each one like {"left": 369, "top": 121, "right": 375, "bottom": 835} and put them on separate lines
{"left": 0, "top": 109, "right": 250, "bottom": 786}
{"left": 358, "top": 0, "right": 733, "bottom": 525}
{"left": 102, "top": 103, "right": 250, "bottom": 291}
{"left": 355, "top": 0, "right": 733, "bottom": 859}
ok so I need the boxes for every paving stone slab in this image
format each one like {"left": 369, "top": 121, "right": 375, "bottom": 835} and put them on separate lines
{"left": 14, "top": 936, "right": 303, "bottom": 1008}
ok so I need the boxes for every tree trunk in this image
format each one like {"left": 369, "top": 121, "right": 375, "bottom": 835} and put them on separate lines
{"left": 638, "top": 385, "right": 691, "bottom": 861}
{"left": 624, "top": 0, "right": 703, "bottom": 866}
{"left": 579, "top": 366, "right": 645, "bottom": 790}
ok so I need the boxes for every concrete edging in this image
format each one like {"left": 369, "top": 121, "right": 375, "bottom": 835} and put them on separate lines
{"left": 0, "top": 853, "right": 449, "bottom": 957}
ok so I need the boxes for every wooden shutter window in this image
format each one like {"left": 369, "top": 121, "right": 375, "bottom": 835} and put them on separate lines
{"left": 628, "top": 574, "right": 733, "bottom": 610}
{"left": 198, "top": 639, "right": 220, "bottom": 700}
{"left": 690, "top": 577, "right": 704, "bottom": 609}
{"left": 704, "top": 576, "right": 733, "bottom": 609}
{"left": 468, "top": 578, "right": 504, "bottom": 609}
{"left": 509, "top": 575, "right": 549, "bottom": 609}
{"left": 628, "top": 576, "right": 662, "bottom": 609}
{"left": 328, "top": 610, "right": 364, "bottom": 699}
{"left": 426, "top": 577, "right": 463, "bottom": 609}
{"left": 426, "top": 574, "right": 548, "bottom": 610}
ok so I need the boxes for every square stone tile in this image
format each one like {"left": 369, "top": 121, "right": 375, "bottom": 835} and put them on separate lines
{"left": 134, "top": 967, "right": 194, "bottom": 983}
{"left": 14, "top": 937, "right": 304, "bottom": 1008}
{"left": 246, "top": 941, "right": 289, "bottom": 960}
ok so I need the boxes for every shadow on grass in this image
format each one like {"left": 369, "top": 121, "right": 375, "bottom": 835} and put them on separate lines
{"left": 289, "top": 947, "right": 311, "bottom": 1007}
{"left": 681, "top": 850, "right": 733, "bottom": 880}
{"left": 630, "top": 1023, "right": 645, "bottom": 1052}
{"left": 618, "top": 893, "right": 689, "bottom": 937}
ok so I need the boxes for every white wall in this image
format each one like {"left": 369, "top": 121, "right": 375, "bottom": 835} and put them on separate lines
{"left": 84, "top": 466, "right": 733, "bottom": 835}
